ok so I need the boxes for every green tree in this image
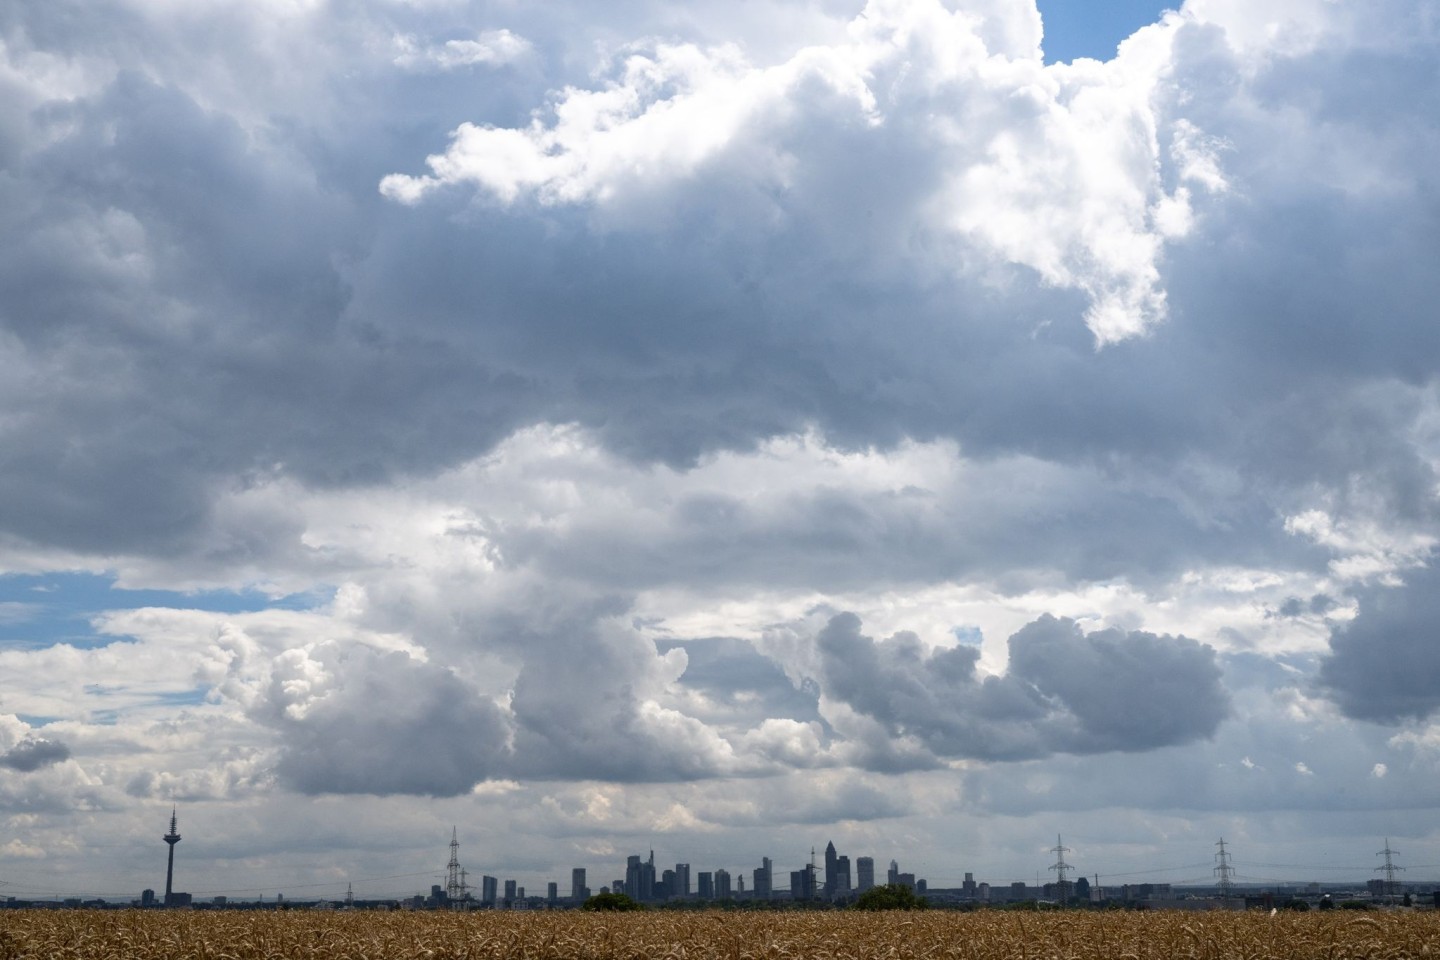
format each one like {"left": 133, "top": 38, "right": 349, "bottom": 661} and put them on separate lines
{"left": 852, "top": 884, "right": 928, "bottom": 911}
{"left": 582, "top": 891, "right": 643, "bottom": 911}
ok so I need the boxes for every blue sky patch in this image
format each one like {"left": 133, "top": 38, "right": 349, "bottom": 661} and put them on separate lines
{"left": 1036, "top": 0, "right": 1170, "bottom": 63}
{"left": 0, "top": 572, "right": 329, "bottom": 651}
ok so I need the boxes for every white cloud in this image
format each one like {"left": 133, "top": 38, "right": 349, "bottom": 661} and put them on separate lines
{"left": 391, "top": 29, "right": 533, "bottom": 71}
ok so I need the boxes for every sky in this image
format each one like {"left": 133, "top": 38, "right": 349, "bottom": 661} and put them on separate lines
{"left": 2, "top": 0, "right": 1440, "bottom": 903}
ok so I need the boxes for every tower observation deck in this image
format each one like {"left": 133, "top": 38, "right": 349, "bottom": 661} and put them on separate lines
{"left": 163, "top": 808, "right": 181, "bottom": 906}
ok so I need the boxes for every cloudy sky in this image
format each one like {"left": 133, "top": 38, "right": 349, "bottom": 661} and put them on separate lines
{"left": 3, "top": 0, "right": 1440, "bottom": 902}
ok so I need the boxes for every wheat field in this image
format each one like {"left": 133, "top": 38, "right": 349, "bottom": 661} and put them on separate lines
{"left": 1, "top": 909, "right": 1436, "bottom": 960}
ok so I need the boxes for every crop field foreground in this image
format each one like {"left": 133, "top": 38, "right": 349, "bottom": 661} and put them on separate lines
{"left": 2, "top": 910, "right": 1438, "bottom": 960}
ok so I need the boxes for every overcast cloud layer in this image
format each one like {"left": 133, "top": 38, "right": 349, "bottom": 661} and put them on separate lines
{"left": 3, "top": 0, "right": 1440, "bottom": 900}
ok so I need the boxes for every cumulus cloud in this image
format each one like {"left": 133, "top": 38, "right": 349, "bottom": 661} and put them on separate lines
{"left": 1320, "top": 561, "right": 1440, "bottom": 723}
{"left": 0, "top": 737, "right": 71, "bottom": 772}
{"left": 817, "top": 612, "right": 1229, "bottom": 761}
{"left": 380, "top": 0, "right": 1219, "bottom": 342}
{"left": 236, "top": 643, "right": 512, "bottom": 797}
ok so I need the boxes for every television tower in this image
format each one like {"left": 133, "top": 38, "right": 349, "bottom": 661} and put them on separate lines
{"left": 1214, "top": 838, "right": 1235, "bottom": 899}
{"left": 1049, "top": 835, "right": 1073, "bottom": 904}
{"left": 445, "top": 828, "right": 462, "bottom": 903}
{"left": 1376, "top": 839, "right": 1403, "bottom": 903}
{"left": 162, "top": 807, "right": 181, "bottom": 907}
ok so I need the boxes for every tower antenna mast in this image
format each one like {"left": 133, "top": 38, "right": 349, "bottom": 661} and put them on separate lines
{"left": 162, "top": 807, "right": 182, "bottom": 907}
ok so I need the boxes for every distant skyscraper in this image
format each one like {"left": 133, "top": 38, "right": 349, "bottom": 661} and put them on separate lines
{"left": 836, "top": 856, "right": 851, "bottom": 896}
{"left": 698, "top": 872, "right": 714, "bottom": 900}
{"left": 162, "top": 808, "right": 181, "bottom": 907}
{"left": 887, "top": 860, "right": 900, "bottom": 886}
{"left": 857, "top": 857, "right": 875, "bottom": 893}
{"left": 674, "top": 863, "right": 690, "bottom": 898}
{"left": 547, "top": 882, "right": 558, "bottom": 902}
{"left": 661, "top": 869, "right": 676, "bottom": 900}
{"left": 504, "top": 879, "right": 517, "bottom": 902}
{"left": 824, "top": 841, "right": 838, "bottom": 899}
{"left": 482, "top": 876, "right": 498, "bottom": 906}
{"left": 625, "top": 855, "right": 642, "bottom": 900}
{"left": 714, "top": 868, "right": 732, "bottom": 900}
{"left": 753, "top": 857, "right": 772, "bottom": 900}
{"left": 790, "top": 863, "right": 816, "bottom": 900}
{"left": 572, "top": 868, "right": 588, "bottom": 901}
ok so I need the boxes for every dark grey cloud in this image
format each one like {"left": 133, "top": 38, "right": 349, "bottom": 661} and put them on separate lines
{"left": 659, "top": 636, "right": 824, "bottom": 727}
{"left": 1320, "top": 562, "right": 1440, "bottom": 723}
{"left": 818, "top": 613, "right": 1229, "bottom": 761}
{"left": 0, "top": 0, "right": 1434, "bottom": 608}
{"left": 0, "top": 737, "right": 71, "bottom": 772}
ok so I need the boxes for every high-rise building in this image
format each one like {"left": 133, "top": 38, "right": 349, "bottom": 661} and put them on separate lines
{"left": 887, "top": 860, "right": 900, "bottom": 886}
{"left": 661, "top": 869, "right": 676, "bottom": 900}
{"left": 790, "top": 863, "right": 816, "bottom": 900}
{"left": 836, "top": 856, "right": 851, "bottom": 897}
{"left": 572, "top": 868, "right": 589, "bottom": 901}
{"left": 824, "top": 842, "right": 838, "bottom": 899}
{"left": 698, "top": 872, "right": 714, "bottom": 900}
{"left": 141, "top": 889, "right": 155, "bottom": 907}
{"left": 482, "top": 876, "right": 498, "bottom": 906}
{"left": 504, "top": 880, "right": 517, "bottom": 902}
{"left": 625, "top": 856, "right": 642, "bottom": 900}
{"left": 714, "top": 868, "right": 732, "bottom": 900}
{"left": 856, "top": 857, "right": 875, "bottom": 893}
{"left": 674, "top": 863, "right": 690, "bottom": 898}
{"left": 753, "top": 857, "right": 772, "bottom": 900}
{"left": 547, "top": 882, "right": 558, "bottom": 903}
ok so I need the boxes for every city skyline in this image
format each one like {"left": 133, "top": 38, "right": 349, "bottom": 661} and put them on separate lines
{"left": 4, "top": 0, "right": 1440, "bottom": 911}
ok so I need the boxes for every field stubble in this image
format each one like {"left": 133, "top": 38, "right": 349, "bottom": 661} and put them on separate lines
{"left": 1, "top": 909, "right": 1437, "bottom": 960}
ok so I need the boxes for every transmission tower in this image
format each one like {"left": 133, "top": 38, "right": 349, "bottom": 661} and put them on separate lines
{"left": 1376, "top": 839, "right": 1404, "bottom": 903}
{"left": 445, "top": 827, "right": 462, "bottom": 903}
{"left": 1049, "top": 835, "right": 1073, "bottom": 905}
{"left": 1214, "top": 838, "right": 1235, "bottom": 899}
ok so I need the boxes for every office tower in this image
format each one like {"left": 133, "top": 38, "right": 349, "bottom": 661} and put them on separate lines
{"left": 698, "top": 872, "right": 714, "bottom": 900}
{"left": 857, "top": 857, "right": 875, "bottom": 893}
{"left": 642, "top": 851, "right": 656, "bottom": 901}
{"left": 836, "top": 856, "right": 851, "bottom": 896}
{"left": 714, "top": 868, "right": 732, "bottom": 900}
{"left": 162, "top": 808, "right": 181, "bottom": 906}
{"left": 547, "top": 882, "right": 558, "bottom": 903}
{"left": 141, "top": 889, "right": 155, "bottom": 907}
{"left": 482, "top": 876, "right": 498, "bottom": 906}
{"left": 887, "top": 860, "right": 900, "bottom": 886}
{"left": 753, "top": 857, "right": 772, "bottom": 900}
{"left": 517, "top": 886, "right": 525, "bottom": 901}
{"left": 661, "top": 869, "right": 675, "bottom": 900}
{"left": 674, "top": 863, "right": 690, "bottom": 898}
{"left": 962, "top": 873, "right": 977, "bottom": 898}
{"left": 625, "top": 856, "right": 642, "bottom": 899}
{"left": 824, "top": 842, "right": 838, "bottom": 899}
{"left": 572, "top": 868, "right": 588, "bottom": 901}
{"left": 504, "top": 879, "right": 517, "bottom": 902}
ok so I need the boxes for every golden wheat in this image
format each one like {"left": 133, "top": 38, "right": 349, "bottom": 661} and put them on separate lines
{"left": 0, "top": 909, "right": 1437, "bottom": 960}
